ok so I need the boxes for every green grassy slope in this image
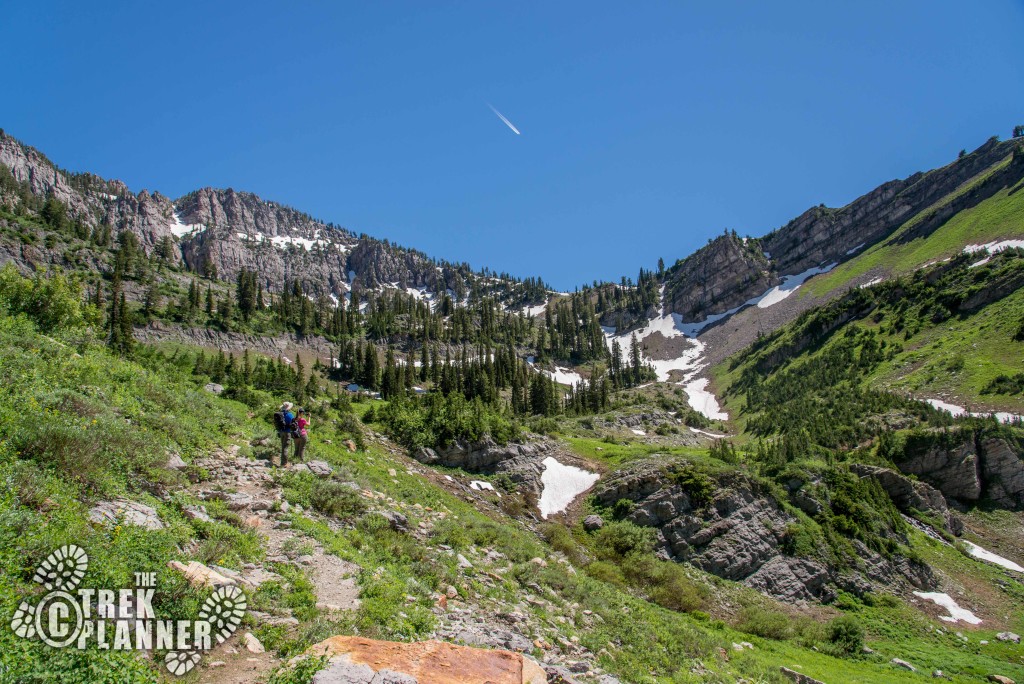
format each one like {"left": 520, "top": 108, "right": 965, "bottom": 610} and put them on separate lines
{"left": 5, "top": 259, "right": 1023, "bottom": 683}
{"left": 804, "top": 155, "right": 1024, "bottom": 298}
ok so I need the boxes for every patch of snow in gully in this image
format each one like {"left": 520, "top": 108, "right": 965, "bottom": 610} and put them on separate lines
{"left": 538, "top": 457, "right": 599, "bottom": 518}
{"left": 924, "top": 398, "right": 1022, "bottom": 423}
{"left": 755, "top": 263, "right": 838, "bottom": 309}
{"left": 169, "top": 211, "right": 203, "bottom": 238}
{"left": 963, "top": 238, "right": 1024, "bottom": 254}
{"left": 912, "top": 592, "right": 982, "bottom": 625}
{"left": 963, "top": 541, "right": 1023, "bottom": 573}
{"left": 684, "top": 378, "right": 729, "bottom": 421}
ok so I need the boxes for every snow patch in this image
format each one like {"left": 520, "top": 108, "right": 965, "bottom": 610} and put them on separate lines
{"left": 912, "top": 591, "right": 982, "bottom": 625}
{"left": 923, "top": 398, "right": 1023, "bottom": 424}
{"left": 846, "top": 243, "right": 866, "bottom": 255}
{"left": 169, "top": 211, "right": 203, "bottom": 238}
{"left": 858, "top": 277, "right": 883, "bottom": 288}
{"left": 969, "top": 256, "right": 991, "bottom": 268}
{"left": 469, "top": 480, "right": 496, "bottom": 492}
{"left": 270, "top": 234, "right": 326, "bottom": 251}
{"left": 630, "top": 429, "right": 646, "bottom": 436}
{"left": 756, "top": 263, "right": 838, "bottom": 309}
{"left": 545, "top": 366, "right": 583, "bottom": 386}
{"left": 684, "top": 377, "right": 729, "bottom": 421}
{"left": 963, "top": 541, "right": 1024, "bottom": 573}
{"left": 523, "top": 302, "right": 548, "bottom": 317}
{"left": 525, "top": 356, "right": 583, "bottom": 386}
{"left": 538, "top": 457, "right": 599, "bottom": 518}
{"left": 689, "top": 427, "right": 730, "bottom": 439}
{"left": 963, "top": 239, "right": 1024, "bottom": 255}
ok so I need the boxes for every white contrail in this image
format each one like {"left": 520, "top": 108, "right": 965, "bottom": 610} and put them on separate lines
{"left": 488, "top": 103, "right": 521, "bottom": 135}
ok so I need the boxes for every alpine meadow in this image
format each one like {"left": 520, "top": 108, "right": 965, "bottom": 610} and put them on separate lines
{"left": 1, "top": 4, "right": 1024, "bottom": 684}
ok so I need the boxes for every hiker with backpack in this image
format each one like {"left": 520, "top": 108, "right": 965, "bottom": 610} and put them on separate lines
{"left": 274, "top": 402, "right": 296, "bottom": 466}
{"left": 292, "top": 408, "right": 310, "bottom": 462}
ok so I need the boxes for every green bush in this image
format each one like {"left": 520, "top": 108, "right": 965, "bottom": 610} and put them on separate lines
{"left": 592, "top": 521, "right": 654, "bottom": 561}
{"left": 736, "top": 605, "right": 794, "bottom": 640}
{"left": 826, "top": 614, "right": 865, "bottom": 656}
{"left": 280, "top": 473, "right": 367, "bottom": 520}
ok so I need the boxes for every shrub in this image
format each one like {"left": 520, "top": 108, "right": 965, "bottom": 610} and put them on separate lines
{"left": 736, "top": 605, "right": 794, "bottom": 640}
{"left": 669, "top": 465, "right": 716, "bottom": 506}
{"left": 540, "top": 523, "right": 585, "bottom": 565}
{"left": 0, "top": 264, "right": 97, "bottom": 333}
{"left": 268, "top": 655, "right": 329, "bottom": 684}
{"left": 281, "top": 473, "right": 366, "bottom": 520}
{"left": 826, "top": 614, "right": 865, "bottom": 656}
{"left": 585, "top": 560, "right": 626, "bottom": 586}
{"left": 592, "top": 521, "right": 654, "bottom": 561}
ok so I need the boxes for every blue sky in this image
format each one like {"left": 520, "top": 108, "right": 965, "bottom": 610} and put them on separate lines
{"left": 3, "top": 2, "right": 1023, "bottom": 289}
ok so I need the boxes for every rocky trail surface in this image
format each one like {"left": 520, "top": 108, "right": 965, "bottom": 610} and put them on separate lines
{"left": 183, "top": 445, "right": 362, "bottom": 683}
{"left": 152, "top": 438, "right": 621, "bottom": 683}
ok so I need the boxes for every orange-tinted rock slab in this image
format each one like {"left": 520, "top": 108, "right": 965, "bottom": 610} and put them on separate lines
{"left": 310, "top": 636, "right": 547, "bottom": 684}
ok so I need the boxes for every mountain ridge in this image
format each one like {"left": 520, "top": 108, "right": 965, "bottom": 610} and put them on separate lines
{"left": 4, "top": 126, "right": 1022, "bottom": 323}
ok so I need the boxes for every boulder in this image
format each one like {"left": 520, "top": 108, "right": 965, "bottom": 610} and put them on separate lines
{"left": 166, "top": 453, "right": 188, "bottom": 470}
{"left": 306, "top": 636, "right": 547, "bottom": 684}
{"left": 780, "top": 667, "right": 826, "bottom": 684}
{"left": 891, "top": 658, "right": 916, "bottom": 672}
{"left": 167, "top": 560, "right": 237, "bottom": 589}
{"left": 203, "top": 383, "right": 224, "bottom": 394}
{"left": 381, "top": 511, "right": 409, "bottom": 533}
{"left": 987, "top": 676, "right": 1015, "bottom": 684}
{"left": 244, "top": 632, "right": 265, "bottom": 654}
{"left": 996, "top": 632, "right": 1020, "bottom": 644}
{"left": 182, "top": 505, "right": 212, "bottom": 523}
{"left": 88, "top": 499, "right": 164, "bottom": 530}
{"left": 582, "top": 515, "right": 605, "bottom": 531}
{"left": 307, "top": 460, "right": 334, "bottom": 477}
{"left": 544, "top": 664, "right": 581, "bottom": 684}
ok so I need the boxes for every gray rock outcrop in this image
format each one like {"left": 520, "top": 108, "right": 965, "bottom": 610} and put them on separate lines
{"left": 849, "top": 464, "right": 962, "bottom": 535}
{"left": 412, "top": 437, "right": 561, "bottom": 500}
{"left": 895, "top": 438, "right": 981, "bottom": 501}
{"left": 892, "top": 432, "right": 1024, "bottom": 509}
{"left": 88, "top": 499, "right": 164, "bottom": 530}
{"left": 594, "top": 458, "right": 935, "bottom": 603}
{"left": 980, "top": 438, "right": 1024, "bottom": 508}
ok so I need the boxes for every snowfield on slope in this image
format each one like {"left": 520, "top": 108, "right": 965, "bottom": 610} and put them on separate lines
{"left": 597, "top": 263, "right": 837, "bottom": 421}
{"left": 538, "top": 457, "right": 599, "bottom": 518}
{"left": 169, "top": 210, "right": 204, "bottom": 238}
{"left": 963, "top": 541, "right": 1024, "bottom": 573}
{"left": 923, "top": 398, "right": 1023, "bottom": 424}
{"left": 912, "top": 591, "right": 982, "bottom": 625}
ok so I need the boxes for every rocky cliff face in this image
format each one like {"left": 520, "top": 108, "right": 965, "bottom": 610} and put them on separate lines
{"left": 663, "top": 136, "right": 1022, "bottom": 323}
{"left": 849, "top": 464, "right": 962, "bottom": 535}
{"left": 594, "top": 459, "right": 935, "bottom": 603}
{"left": 0, "top": 131, "right": 485, "bottom": 302}
{"left": 893, "top": 432, "right": 1024, "bottom": 510}
{"left": 664, "top": 234, "right": 775, "bottom": 322}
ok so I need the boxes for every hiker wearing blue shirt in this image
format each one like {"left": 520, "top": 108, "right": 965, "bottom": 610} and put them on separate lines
{"left": 274, "top": 401, "right": 296, "bottom": 466}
